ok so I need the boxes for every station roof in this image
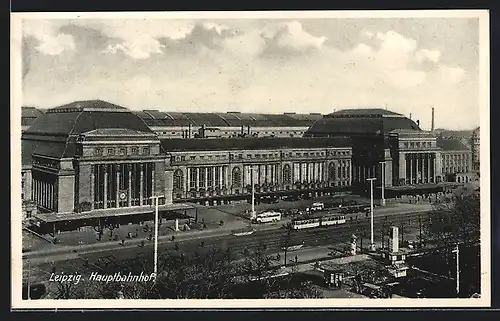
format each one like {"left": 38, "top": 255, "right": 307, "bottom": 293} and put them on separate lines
{"left": 22, "top": 100, "right": 155, "bottom": 161}
{"left": 132, "top": 110, "right": 322, "bottom": 127}
{"left": 304, "top": 108, "right": 421, "bottom": 137}
{"left": 436, "top": 138, "right": 470, "bottom": 151}
{"left": 161, "top": 137, "right": 352, "bottom": 152}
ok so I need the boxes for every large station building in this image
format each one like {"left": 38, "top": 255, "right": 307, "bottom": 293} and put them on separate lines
{"left": 21, "top": 100, "right": 474, "bottom": 229}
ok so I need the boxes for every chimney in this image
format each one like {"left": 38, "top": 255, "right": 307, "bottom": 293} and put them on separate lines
{"left": 417, "top": 119, "right": 420, "bottom": 126}
{"left": 409, "top": 113, "right": 412, "bottom": 120}
{"left": 431, "top": 107, "right": 435, "bottom": 133}
{"left": 188, "top": 124, "right": 192, "bottom": 139}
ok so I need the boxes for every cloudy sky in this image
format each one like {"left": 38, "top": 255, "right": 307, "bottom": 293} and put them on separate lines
{"left": 20, "top": 15, "right": 481, "bottom": 130}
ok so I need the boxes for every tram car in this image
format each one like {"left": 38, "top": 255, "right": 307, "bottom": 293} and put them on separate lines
{"left": 290, "top": 214, "right": 346, "bottom": 230}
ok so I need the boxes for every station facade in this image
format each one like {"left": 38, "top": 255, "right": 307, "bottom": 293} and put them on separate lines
{"left": 21, "top": 100, "right": 474, "bottom": 223}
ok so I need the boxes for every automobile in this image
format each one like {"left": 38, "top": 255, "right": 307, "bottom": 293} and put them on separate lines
{"left": 260, "top": 195, "right": 279, "bottom": 204}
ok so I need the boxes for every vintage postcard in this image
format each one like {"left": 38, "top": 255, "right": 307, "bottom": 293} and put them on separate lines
{"left": 10, "top": 10, "right": 490, "bottom": 309}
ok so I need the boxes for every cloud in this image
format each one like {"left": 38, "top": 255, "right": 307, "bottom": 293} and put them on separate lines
{"left": 23, "top": 20, "right": 76, "bottom": 55}
{"left": 437, "top": 65, "right": 466, "bottom": 83}
{"left": 415, "top": 48, "right": 441, "bottom": 63}
{"left": 103, "top": 39, "right": 164, "bottom": 60}
{"left": 261, "top": 21, "right": 327, "bottom": 56}
{"left": 361, "top": 30, "right": 374, "bottom": 38}
{"left": 21, "top": 18, "right": 477, "bottom": 129}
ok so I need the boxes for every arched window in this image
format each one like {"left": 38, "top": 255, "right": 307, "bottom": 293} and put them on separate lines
{"left": 232, "top": 167, "right": 242, "bottom": 187}
{"left": 282, "top": 164, "right": 292, "bottom": 184}
{"left": 173, "top": 169, "right": 184, "bottom": 190}
{"left": 328, "top": 162, "right": 336, "bottom": 181}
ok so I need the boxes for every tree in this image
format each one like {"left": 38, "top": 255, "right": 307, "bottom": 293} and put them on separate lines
{"left": 238, "top": 242, "right": 281, "bottom": 298}
{"left": 423, "top": 186, "right": 481, "bottom": 296}
{"left": 426, "top": 186, "right": 480, "bottom": 247}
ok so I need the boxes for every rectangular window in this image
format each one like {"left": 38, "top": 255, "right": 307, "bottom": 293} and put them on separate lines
{"left": 131, "top": 147, "right": 139, "bottom": 155}
{"left": 107, "top": 148, "right": 115, "bottom": 156}
{"left": 181, "top": 156, "right": 186, "bottom": 161}
{"left": 119, "top": 148, "right": 126, "bottom": 156}
{"left": 189, "top": 168, "right": 197, "bottom": 189}
{"left": 190, "top": 156, "right": 196, "bottom": 160}
{"left": 142, "top": 147, "right": 150, "bottom": 155}
{"left": 95, "top": 148, "right": 103, "bottom": 156}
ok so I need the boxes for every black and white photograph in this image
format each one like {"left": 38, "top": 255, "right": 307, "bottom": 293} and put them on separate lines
{"left": 11, "top": 10, "right": 490, "bottom": 309}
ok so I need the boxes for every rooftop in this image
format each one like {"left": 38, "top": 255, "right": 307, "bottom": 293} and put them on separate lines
{"left": 326, "top": 108, "right": 405, "bottom": 118}
{"left": 437, "top": 138, "right": 471, "bottom": 151}
{"left": 305, "top": 108, "right": 420, "bottom": 137}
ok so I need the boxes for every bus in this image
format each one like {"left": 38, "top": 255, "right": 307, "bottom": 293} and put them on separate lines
{"left": 311, "top": 202, "right": 325, "bottom": 212}
{"left": 255, "top": 211, "right": 282, "bottom": 224}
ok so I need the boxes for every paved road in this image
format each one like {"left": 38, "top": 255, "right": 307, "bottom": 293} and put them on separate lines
{"left": 23, "top": 202, "right": 431, "bottom": 261}
{"left": 23, "top": 209, "right": 428, "bottom": 281}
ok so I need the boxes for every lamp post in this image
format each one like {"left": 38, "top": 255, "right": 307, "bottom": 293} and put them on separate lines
{"left": 366, "top": 178, "right": 377, "bottom": 252}
{"left": 150, "top": 195, "right": 163, "bottom": 284}
{"left": 454, "top": 243, "right": 460, "bottom": 297}
{"left": 251, "top": 166, "right": 256, "bottom": 221}
{"left": 379, "top": 161, "right": 386, "bottom": 206}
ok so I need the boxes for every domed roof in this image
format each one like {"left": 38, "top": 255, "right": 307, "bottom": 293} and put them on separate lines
{"left": 25, "top": 100, "right": 153, "bottom": 136}
{"left": 304, "top": 108, "right": 421, "bottom": 137}
{"left": 22, "top": 100, "right": 155, "bottom": 163}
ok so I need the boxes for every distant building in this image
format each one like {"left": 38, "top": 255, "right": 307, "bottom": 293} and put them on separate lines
{"left": 437, "top": 138, "right": 473, "bottom": 183}
{"left": 304, "top": 108, "right": 442, "bottom": 190}
{"left": 471, "top": 127, "right": 480, "bottom": 172}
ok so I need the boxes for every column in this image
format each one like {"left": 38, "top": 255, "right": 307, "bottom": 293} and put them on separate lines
{"left": 139, "top": 164, "right": 143, "bottom": 205}
{"left": 348, "top": 161, "right": 352, "bottom": 186}
{"left": 195, "top": 167, "right": 200, "bottom": 190}
{"left": 219, "top": 166, "right": 223, "bottom": 187}
{"left": 212, "top": 167, "right": 216, "bottom": 189}
{"left": 187, "top": 167, "right": 191, "bottom": 192}
{"left": 128, "top": 164, "right": 132, "bottom": 207}
{"left": 427, "top": 154, "right": 432, "bottom": 183}
{"left": 104, "top": 166, "right": 108, "bottom": 209}
{"left": 409, "top": 154, "right": 413, "bottom": 184}
{"left": 399, "top": 154, "right": 406, "bottom": 185}
{"left": 116, "top": 165, "right": 120, "bottom": 208}
{"left": 90, "top": 165, "right": 95, "bottom": 210}
{"left": 203, "top": 167, "right": 208, "bottom": 189}
{"left": 416, "top": 153, "right": 422, "bottom": 184}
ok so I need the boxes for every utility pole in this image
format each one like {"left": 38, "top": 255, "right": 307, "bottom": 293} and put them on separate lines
{"left": 27, "top": 260, "right": 31, "bottom": 300}
{"left": 251, "top": 166, "right": 256, "bottom": 221}
{"left": 154, "top": 196, "right": 158, "bottom": 283}
{"left": 419, "top": 214, "right": 422, "bottom": 248}
{"left": 366, "top": 178, "right": 377, "bottom": 252}
{"left": 455, "top": 243, "right": 460, "bottom": 297}
{"left": 379, "top": 161, "right": 386, "bottom": 206}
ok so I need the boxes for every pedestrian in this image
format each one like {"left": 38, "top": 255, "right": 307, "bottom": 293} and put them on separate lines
{"left": 295, "top": 255, "right": 298, "bottom": 263}
{"left": 171, "top": 235, "right": 175, "bottom": 242}
{"left": 148, "top": 233, "right": 152, "bottom": 241}
{"left": 277, "top": 253, "right": 281, "bottom": 261}
{"left": 121, "top": 239, "right": 125, "bottom": 246}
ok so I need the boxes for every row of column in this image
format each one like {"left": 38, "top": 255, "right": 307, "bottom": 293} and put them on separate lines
{"left": 188, "top": 166, "right": 228, "bottom": 190}
{"left": 353, "top": 164, "right": 377, "bottom": 184}
{"left": 405, "top": 153, "right": 435, "bottom": 184}
{"left": 92, "top": 163, "right": 154, "bottom": 210}
{"left": 243, "top": 164, "right": 279, "bottom": 186}
{"left": 33, "top": 179, "right": 56, "bottom": 211}
{"left": 293, "top": 162, "right": 326, "bottom": 183}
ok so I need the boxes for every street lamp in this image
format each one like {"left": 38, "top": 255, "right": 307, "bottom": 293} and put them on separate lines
{"left": 379, "top": 161, "right": 386, "bottom": 206}
{"left": 366, "top": 178, "right": 377, "bottom": 252}
{"left": 150, "top": 195, "right": 164, "bottom": 284}
{"left": 251, "top": 166, "right": 256, "bottom": 220}
{"left": 453, "top": 243, "right": 460, "bottom": 297}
